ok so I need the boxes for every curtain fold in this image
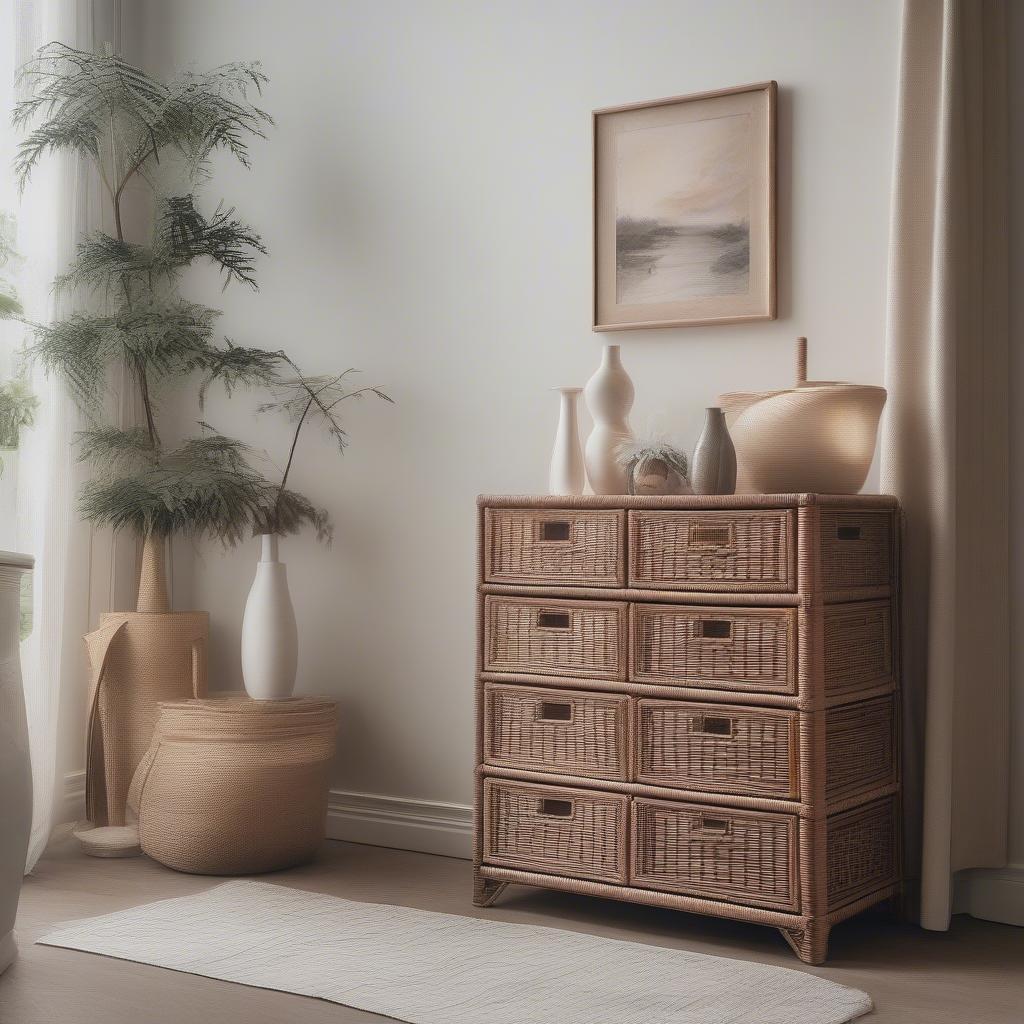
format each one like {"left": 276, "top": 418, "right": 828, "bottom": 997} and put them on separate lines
{"left": 881, "top": 0, "right": 1010, "bottom": 930}
{"left": 14, "top": 0, "right": 122, "bottom": 873}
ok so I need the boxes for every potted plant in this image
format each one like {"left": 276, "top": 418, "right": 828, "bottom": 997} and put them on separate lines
{"left": 6, "top": 44, "right": 333, "bottom": 831}
{"left": 239, "top": 368, "right": 391, "bottom": 699}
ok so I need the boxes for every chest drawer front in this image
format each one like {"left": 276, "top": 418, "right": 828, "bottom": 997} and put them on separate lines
{"left": 630, "top": 604, "right": 796, "bottom": 694}
{"left": 628, "top": 510, "right": 795, "bottom": 591}
{"left": 484, "top": 684, "right": 629, "bottom": 780}
{"left": 631, "top": 798, "right": 798, "bottom": 911}
{"left": 825, "top": 696, "right": 898, "bottom": 803}
{"left": 483, "top": 596, "right": 627, "bottom": 680}
{"left": 636, "top": 700, "right": 798, "bottom": 798}
{"left": 820, "top": 510, "right": 894, "bottom": 591}
{"left": 483, "top": 778, "right": 628, "bottom": 883}
{"left": 484, "top": 508, "right": 625, "bottom": 587}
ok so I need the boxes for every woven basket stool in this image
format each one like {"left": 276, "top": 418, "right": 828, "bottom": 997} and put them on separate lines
{"left": 127, "top": 695, "right": 338, "bottom": 875}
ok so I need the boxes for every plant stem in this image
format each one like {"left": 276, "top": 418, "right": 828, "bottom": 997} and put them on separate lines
{"left": 274, "top": 396, "right": 314, "bottom": 529}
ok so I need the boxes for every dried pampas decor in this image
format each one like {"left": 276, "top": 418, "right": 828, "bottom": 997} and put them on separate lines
{"left": 616, "top": 438, "right": 692, "bottom": 495}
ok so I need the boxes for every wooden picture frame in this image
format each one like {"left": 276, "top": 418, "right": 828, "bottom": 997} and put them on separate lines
{"left": 593, "top": 81, "right": 777, "bottom": 331}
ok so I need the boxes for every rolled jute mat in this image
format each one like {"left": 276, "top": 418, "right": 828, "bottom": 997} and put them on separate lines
{"left": 127, "top": 695, "right": 338, "bottom": 876}
{"left": 84, "top": 611, "right": 209, "bottom": 830}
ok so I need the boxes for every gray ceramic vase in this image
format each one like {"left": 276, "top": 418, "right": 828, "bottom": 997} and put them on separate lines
{"left": 691, "top": 407, "right": 737, "bottom": 495}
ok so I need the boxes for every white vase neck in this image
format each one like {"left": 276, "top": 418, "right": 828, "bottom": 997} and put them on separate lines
{"left": 601, "top": 344, "right": 622, "bottom": 369}
{"left": 260, "top": 534, "right": 280, "bottom": 563}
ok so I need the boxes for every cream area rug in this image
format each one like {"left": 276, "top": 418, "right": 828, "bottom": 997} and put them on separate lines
{"left": 39, "top": 880, "right": 872, "bottom": 1024}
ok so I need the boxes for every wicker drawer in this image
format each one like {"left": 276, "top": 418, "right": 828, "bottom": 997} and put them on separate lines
{"left": 826, "top": 696, "right": 898, "bottom": 803}
{"left": 827, "top": 796, "right": 899, "bottom": 910}
{"left": 636, "top": 700, "right": 798, "bottom": 798}
{"left": 630, "top": 603, "right": 796, "bottom": 694}
{"left": 631, "top": 798, "right": 799, "bottom": 911}
{"left": 820, "top": 510, "right": 894, "bottom": 591}
{"left": 483, "top": 508, "right": 625, "bottom": 587}
{"left": 824, "top": 600, "right": 894, "bottom": 699}
{"left": 628, "top": 510, "right": 795, "bottom": 591}
{"left": 482, "top": 778, "right": 628, "bottom": 883}
{"left": 483, "top": 683, "right": 629, "bottom": 780}
{"left": 483, "top": 596, "right": 627, "bottom": 680}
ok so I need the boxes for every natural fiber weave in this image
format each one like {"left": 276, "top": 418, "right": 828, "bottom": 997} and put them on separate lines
{"left": 631, "top": 798, "right": 798, "bottom": 911}
{"left": 85, "top": 611, "right": 208, "bottom": 827}
{"left": 630, "top": 603, "right": 796, "bottom": 693}
{"left": 474, "top": 494, "right": 902, "bottom": 966}
{"left": 127, "top": 695, "right": 338, "bottom": 875}
{"left": 484, "top": 508, "right": 625, "bottom": 587}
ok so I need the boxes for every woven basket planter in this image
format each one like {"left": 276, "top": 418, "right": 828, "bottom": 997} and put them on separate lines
{"left": 128, "top": 695, "right": 338, "bottom": 875}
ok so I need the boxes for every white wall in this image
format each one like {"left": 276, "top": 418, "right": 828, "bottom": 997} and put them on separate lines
{"left": 126, "top": 0, "right": 900, "bottom": 814}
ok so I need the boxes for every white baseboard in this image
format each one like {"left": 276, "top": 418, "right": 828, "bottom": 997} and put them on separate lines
{"left": 953, "top": 865, "right": 1024, "bottom": 926}
{"left": 326, "top": 790, "right": 473, "bottom": 860}
{"left": 62, "top": 772, "right": 474, "bottom": 861}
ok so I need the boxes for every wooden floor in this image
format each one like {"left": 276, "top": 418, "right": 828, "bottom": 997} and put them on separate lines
{"left": 2, "top": 837, "right": 1022, "bottom": 1024}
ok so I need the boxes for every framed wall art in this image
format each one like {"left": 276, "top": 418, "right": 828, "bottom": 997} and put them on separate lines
{"left": 593, "top": 81, "right": 776, "bottom": 331}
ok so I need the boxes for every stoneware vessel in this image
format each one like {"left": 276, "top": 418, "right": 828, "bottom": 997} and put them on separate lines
{"left": 691, "top": 408, "right": 737, "bottom": 495}
{"left": 584, "top": 344, "right": 634, "bottom": 494}
{"left": 719, "top": 337, "right": 887, "bottom": 494}
{"left": 548, "top": 387, "right": 585, "bottom": 496}
{"left": 241, "top": 534, "right": 298, "bottom": 700}
{"left": 0, "top": 549, "right": 32, "bottom": 975}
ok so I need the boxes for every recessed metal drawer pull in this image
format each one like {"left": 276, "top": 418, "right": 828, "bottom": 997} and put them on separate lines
{"left": 539, "top": 520, "right": 571, "bottom": 541}
{"left": 837, "top": 525, "right": 862, "bottom": 541}
{"left": 538, "top": 701, "right": 573, "bottom": 722}
{"left": 698, "top": 816, "right": 731, "bottom": 835}
{"left": 537, "top": 610, "right": 571, "bottom": 630}
{"left": 695, "top": 715, "right": 735, "bottom": 737}
{"left": 698, "top": 619, "right": 732, "bottom": 640}
{"left": 538, "top": 798, "right": 573, "bottom": 817}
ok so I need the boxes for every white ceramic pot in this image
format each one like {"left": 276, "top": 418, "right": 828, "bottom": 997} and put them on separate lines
{"left": 0, "top": 549, "right": 33, "bottom": 975}
{"left": 241, "top": 534, "right": 298, "bottom": 700}
{"left": 584, "top": 344, "right": 634, "bottom": 494}
{"left": 548, "top": 387, "right": 585, "bottom": 495}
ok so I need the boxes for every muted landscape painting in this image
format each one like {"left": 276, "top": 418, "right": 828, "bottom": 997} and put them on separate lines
{"left": 615, "top": 113, "right": 752, "bottom": 305}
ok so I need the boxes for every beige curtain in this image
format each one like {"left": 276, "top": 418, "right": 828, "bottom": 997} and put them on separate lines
{"left": 881, "top": 0, "right": 1009, "bottom": 931}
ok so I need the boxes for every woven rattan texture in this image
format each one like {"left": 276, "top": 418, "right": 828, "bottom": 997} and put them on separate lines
{"left": 825, "top": 696, "right": 898, "bottom": 803}
{"left": 636, "top": 700, "right": 798, "bottom": 798}
{"left": 826, "top": 797, "right": 899, "bottom": 910}
{"left": 823, "top": 601, "right": 894, "bottom": 698}
{"left": 631, "top": 798, "right": 798, "bottom": 911}
{"left": 484, "top": 508, "right": 625, "bottom": 587}
{"left": 475, "top": 495, "right": 902, "bottom": 966}
{"left": 483, "top": 595, "right": 626, "bottom": 679}
{"left": 628, "top": 509, "right": 795, "bottom": 591}
{"left": 484, "top": 684, "right": 629, "bottom": 780}
{"left": 818, "top": 511, "right": 893, "bottom": 590}
{"left": 630, "top": 604, "right": 795, "bottom": 693}
{"left": 129, "top": 695, "right": 338, "bottom": 875}
{"left": 482, "top": 779, "right": 627, "bottom": 883}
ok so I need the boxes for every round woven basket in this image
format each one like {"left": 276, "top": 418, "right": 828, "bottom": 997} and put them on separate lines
{"left": 128, "top": 695, "right": 338, "bottom": 875}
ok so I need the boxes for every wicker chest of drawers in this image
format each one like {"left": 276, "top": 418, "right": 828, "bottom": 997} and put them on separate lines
{"left": 473, "top": 494, "right": 901, "bottom": 964}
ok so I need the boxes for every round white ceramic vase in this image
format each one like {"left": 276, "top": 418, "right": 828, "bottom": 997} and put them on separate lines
{"left": 584, "top": 344, "right": 634, "bottom": 494}
{"left": 549, "top": 387, "right": 585, "bottom": 495}
{"left": 241, "top": 534, "right": 298, "bottom": 700}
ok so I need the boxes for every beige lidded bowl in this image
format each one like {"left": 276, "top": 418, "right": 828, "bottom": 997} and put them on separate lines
{"left": 718, "top": 339, "right": 887, "bottom": 495}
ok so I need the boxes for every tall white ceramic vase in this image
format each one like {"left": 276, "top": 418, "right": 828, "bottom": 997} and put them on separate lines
{"left": 241, "top": 534, "right": 298, "bottom": 700}
{"left": 548, "top": 387, "right": 585, "bottom": 495}
{"left": 0, "top": 550, "right": 32, "bottom": 975}
{"left": 584, "top": 344, "right": 634, "bottom": 494}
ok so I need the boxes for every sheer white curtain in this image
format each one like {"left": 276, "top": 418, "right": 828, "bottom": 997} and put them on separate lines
{"left": 881, "top": 0, "right": 1010, "bottom": 930}
{"left": 8, "top": 0, "right": 123, "bottom": 872}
